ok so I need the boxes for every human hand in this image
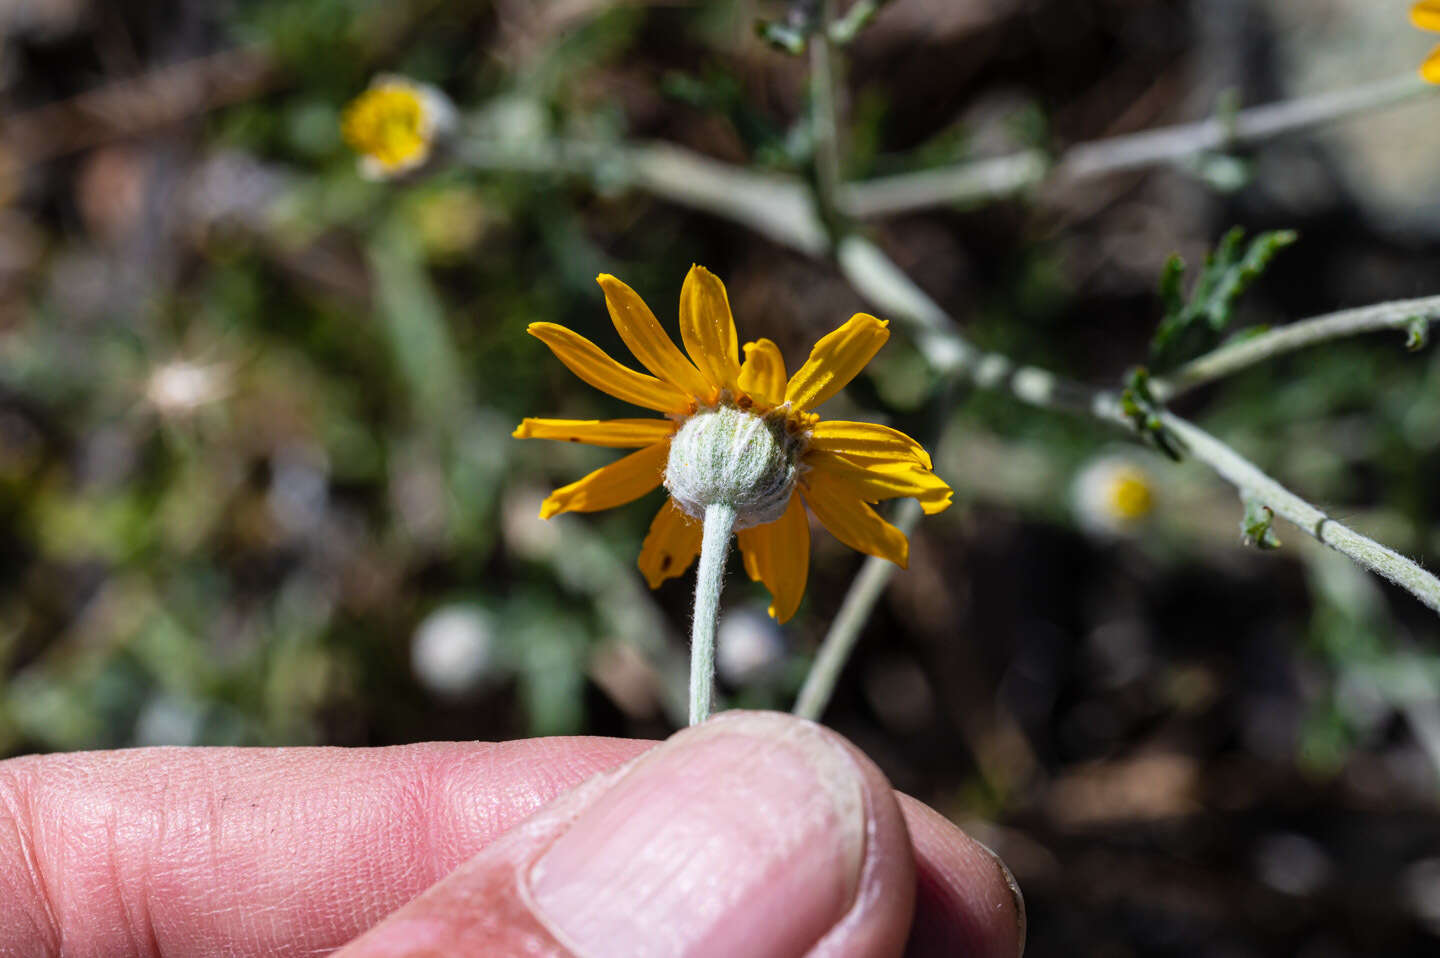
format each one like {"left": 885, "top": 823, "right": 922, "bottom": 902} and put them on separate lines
{"left": 0, "top": 711, "right": 1023, "bottom": 956}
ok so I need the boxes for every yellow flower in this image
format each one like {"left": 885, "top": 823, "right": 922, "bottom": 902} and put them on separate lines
{"left": 341, "top": 76, "right": 455, "bottom": 179}
{"left": 1072, "top": 454, "right": 1156, "bottom": 537}
{"left": 1107, "top": 469, "right": 1154, "bottom": 521}
{"left": 1415, "top": 2, "right": 1440, "bottom": 83}
{"left": 514, "top": 266, "right": 953, "bottom": 622}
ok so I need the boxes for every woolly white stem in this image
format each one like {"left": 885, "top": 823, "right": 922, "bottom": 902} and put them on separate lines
{"left": 690, "top": 502, "right": 736, "bottom": 725}
{"left": 1151, "top": 295, "right": 1440, "bottom": 400}
{"left": 1159, "top": 412, "right": 1440, "bottom": 615}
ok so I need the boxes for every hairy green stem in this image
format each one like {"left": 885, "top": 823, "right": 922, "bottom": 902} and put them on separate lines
{"left": 1158, "top": 412, "right": 1440, "bottom": 615}
{"left": 690, "top": 503, "right": 736, "bottom": 725}
{"left": 1152, "top": 295, "right": 1440, "bottom": 400}
{"left": 793, "top": 499, "right": 922, "bottom": 721}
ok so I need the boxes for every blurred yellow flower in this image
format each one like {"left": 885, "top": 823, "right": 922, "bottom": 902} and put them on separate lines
{"left": 1072, "top": 455, "right": 1157, "bottom": 537}
{"left": 1107, "top": 469, "right": 1154, "bottom": 521}
{"left": 515, "top": 266, "right": 952, "bottom": 622}
{"left": 1415, "top": 1, "right": 1440, "bottom": 82}
{"left": 341, "top": 76, "right": 455, "bottom": 179}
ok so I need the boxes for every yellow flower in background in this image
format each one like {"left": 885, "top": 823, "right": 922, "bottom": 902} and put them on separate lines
{"left": 1109, "top": 471, "right": 1154, "bottom": 520}
{"left": 341, "top": 75, "right": 456, "bottom": 179}
{"left": 514, "top": 266, "right": 952, "bottom": 622}
{"left": 1415, "top": 2, "right": 1440, "bottom": 82}
{"left": 1072, "top": 454, "right": 1157, "bottom": 538}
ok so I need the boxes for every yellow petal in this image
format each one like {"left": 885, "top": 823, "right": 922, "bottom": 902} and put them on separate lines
{"left": 1414, "top": 2, "right": 1440, "bottom": 31}
{"left": 806, "top": 450, "right": 954, "bottom": 515}
{"left": 736, "top": 493, "right": 809, "bottom": 622}
{"left": 1425, "top": 44, "right": 1440, "bottom": 83}
{"left": 784, "top": 314, "right": 889, "bottom": 412}
{"left": 809, "top": 420, "right": 932, "bottom": 469}
{"left": 529, "top": 323, "right": 690, "bottom": 414}
{"left": 539, "top": 442, "right": 668, "bottom": 519}
{"left": 737, "top": 339, "right": 787, "bottom": 407}
{"left": 513, "top": 417, "right": 676, "bottom": 448}
{"left": 638, "top": 499, "right": 702, "bottom": 588}
{"left": 800, "top": 470, "right": 908, "bottom": 567}
{"left": 597, "top": 274, "right": 715, "bottom": 400}
{"left": 678, "top": 265, "right": 741, "bottom": 392}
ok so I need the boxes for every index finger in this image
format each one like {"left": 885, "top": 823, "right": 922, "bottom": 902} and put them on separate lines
{"left": 0, "top": 739, "right": 648, "bottom": 955}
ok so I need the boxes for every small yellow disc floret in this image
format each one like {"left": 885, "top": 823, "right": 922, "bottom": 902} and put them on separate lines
{"left": 342, "top": 84, "right": 430, "bottom": 172}
{"left": 1106, "top": 469, "right": 1154, "bottom": 521}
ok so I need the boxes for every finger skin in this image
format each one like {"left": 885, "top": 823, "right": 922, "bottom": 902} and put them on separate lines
{"left": 0, "top": 732, "right": 1020, "bottom": 957}
{"left": 337, "top": 711, "right": 916, "bottom": 958}
{"left": 899, "top": 795, "right": 1024, "bottom": 958}
{"left": 0, "top": 739, "right": 648, "bottom": 957}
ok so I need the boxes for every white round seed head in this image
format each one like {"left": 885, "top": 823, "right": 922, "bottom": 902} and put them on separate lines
{"left": 665, "top": 404, "right": 801, "bottom": 529}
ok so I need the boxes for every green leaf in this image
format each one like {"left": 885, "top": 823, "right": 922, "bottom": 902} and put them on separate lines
{"left": 1150, "top": 227, "right": 1298, "bottom": 366}
{"left": 757, "top": 0, "right": 894, "bottom": 53}
{"left": 1221, "top": 324, "right": 1272, "bottom": 346}
{"left": 1203, "top": 229, "right": 1297, "bottom": 329}
{"left": 755, "top": 18, "right": 809, "bottom": 54}
{"left": 1241, "top": 498, "right": 1281, "bottom": 550}
{"left": 1213, "top": 87, "right": 1243, "bottom": 138}
{"left": 1120, "top": 367, "right": 1187, "bottom": 461}
{"left": 830, "top": 0, "right": 895, "bottom": 44}
{"left": 1183, "top": 153, "right": 1253, "bottom": 193}
{"left": 1157, "top": 255, "right": 1185, "bottom": 321}
{"left": 1405, "top": 316, "right": 1430, "bottom": 353}
{"left": 366, "top": 223, "right": 467, "bottom": 439}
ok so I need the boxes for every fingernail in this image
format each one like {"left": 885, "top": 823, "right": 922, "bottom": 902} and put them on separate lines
{"left": 976, "top": 840, "right": 1026, "bottom": 957}
{"left": 527, "top": 712, "right": 867, "bottom": 958}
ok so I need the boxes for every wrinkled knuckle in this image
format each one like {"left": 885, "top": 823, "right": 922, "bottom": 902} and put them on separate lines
{"left": 0, "top": 759, "right": 62, "bottom": 956}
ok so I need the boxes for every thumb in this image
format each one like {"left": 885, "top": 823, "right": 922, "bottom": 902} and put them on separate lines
{"left": 336, "top": 711, "right": 915, "bottom": 957}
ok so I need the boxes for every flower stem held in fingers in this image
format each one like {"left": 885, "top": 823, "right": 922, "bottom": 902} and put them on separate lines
{"left": 689, "top": 503, "right": 735, "bottom": 724}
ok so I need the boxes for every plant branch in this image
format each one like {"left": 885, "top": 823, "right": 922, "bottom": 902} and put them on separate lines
{"left": 456, "top": 138, "right": 829, "bottom": 255}
{"left": 792, "top": 499, "right": 922, "bottom": 722}
{"left": 835, "top": 233, "right": 1440, "bottom": 620}
{"left": 458, "top": 72, "right": 1434, "bottom": 250}
{"left": 809, "top": 0, "right": 842, "bottom": 224}
{"left": 1152, "top": 295, "right": 1440, "bottom": 399}
{"left": 839, "top": 73, "right": 1434, "bottom": 217}
{"left": 836, "top": 236, "right": 1125, "bottom": 422}
{"left": 1158, "top": 412, "right": 1440, "bottom": 614}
